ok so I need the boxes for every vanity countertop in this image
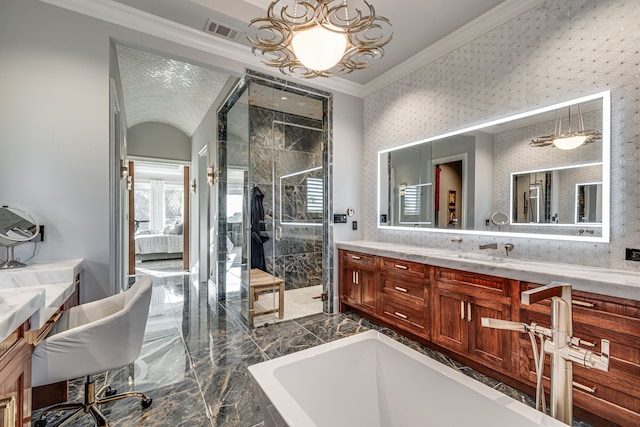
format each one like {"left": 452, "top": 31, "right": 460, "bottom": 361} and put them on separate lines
{"left": 0, "top": 259, "right": 84, "bottom": 342}
{"left": 337, "top": 241, "right": 640, "bottom": 302}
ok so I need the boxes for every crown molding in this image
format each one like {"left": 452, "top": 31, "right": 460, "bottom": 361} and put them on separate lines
{"left": 39, "top": 0, "right": 542, "bottom": 99}
{"left": 362, "top": 0, "right": 543, "bottom": 97}
{"left": 37, "top": 0, "right": 365, "bottom": 97}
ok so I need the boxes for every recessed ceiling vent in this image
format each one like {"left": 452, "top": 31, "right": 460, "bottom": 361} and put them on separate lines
{"left": 204, "top": 19, "right": 239, "bottom": 40}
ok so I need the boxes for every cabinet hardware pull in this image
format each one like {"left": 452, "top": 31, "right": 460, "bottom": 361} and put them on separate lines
{"left": 355, "top": 271, "right": 359, "bottom": 285}
{"left": 352, "top": 271, "right": 356, "bottom": 283}
{"left": 573, "top": 381, "right": 596, "bottom": 394}
{"left": 394, "top": 264, "right": 409, "bottom": 270}
{"left": 572, "top": 299, "right": 595, "bottom": 308}
{"left": 461, "top": 301, "right": 465, "bottom": 320}
{"left": 394, "top": 311, "right": 408, "bottom": 319}
{"left": 573, "top": 337, "right": 597, "bottom": 347}
{"left": 394, "top": 286, "right": 408, "bottom": 293}
{"left": 467, "top": 302, "right": 472, "bottom": 322}
{"left": 351, "top": 255, "right": 361, "bottom": 260}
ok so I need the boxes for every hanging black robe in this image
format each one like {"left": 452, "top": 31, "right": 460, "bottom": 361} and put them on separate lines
{"left": 250, "top": 186, "right": 269, "bottom": 271}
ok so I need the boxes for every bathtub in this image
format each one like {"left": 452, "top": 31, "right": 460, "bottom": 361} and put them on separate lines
{"left": 248, "top": 330, "right": 565, "bottom": 427}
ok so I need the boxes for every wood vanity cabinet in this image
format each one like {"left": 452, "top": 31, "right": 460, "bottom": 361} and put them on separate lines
{"left": 339, "top": 251, "right": 378, "bottom": 313}
{"left": 432, "top": 267, "right": 514, "bottom": 373}
{"left": 379, "top": 258, "right": 430, "bottom": 339}
{"left": 517, "top": 282, "right": 640, "bottom": 427}
{"left": 0, "top": 321, "right": 31, "bottom": 427}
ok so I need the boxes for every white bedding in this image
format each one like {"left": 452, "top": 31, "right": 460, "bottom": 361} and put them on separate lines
{"left": 135, "top": 233, "right": 183, "bottom": 255}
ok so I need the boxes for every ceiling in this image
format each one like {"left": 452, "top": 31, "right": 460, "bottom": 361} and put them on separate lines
{"left": 113, "top": 0, "right": 509, "bottom": 85}
{"left": 107, "top": 0, "right": 540, "bottom": 137}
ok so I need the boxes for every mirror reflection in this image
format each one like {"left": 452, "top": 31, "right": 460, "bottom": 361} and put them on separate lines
{"left": 511, "top": 165, "right": 602, "bottom": 225}
{"left": 378, "top": 92, "right": 609, "bottom": 240}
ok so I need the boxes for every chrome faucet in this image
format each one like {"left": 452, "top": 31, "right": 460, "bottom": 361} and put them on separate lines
{"left": 482, "top": 282, "right": 610, "bottom": 425}
{"left": 479, "top": 242, "right": 497, "bottom": 250}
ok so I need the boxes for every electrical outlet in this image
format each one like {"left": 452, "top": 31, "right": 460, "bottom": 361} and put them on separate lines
{"left": 625, "top": 248, "right": 640, "bottom": 262}
{"left": 352, "top": 221, "right": 358, "bottom": 230}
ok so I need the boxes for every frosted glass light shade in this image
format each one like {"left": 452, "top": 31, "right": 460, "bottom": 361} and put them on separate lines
{"left": 553, "top": 135, "right": 588, "bottom": 150}
{"left": 291, "top": 27, "right": 347, "bottom": 71}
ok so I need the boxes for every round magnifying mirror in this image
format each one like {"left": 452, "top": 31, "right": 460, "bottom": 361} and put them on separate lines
{"left": 490, "top": 211, "right": 509, "bottom": 226}
{"left": 0, "top": 206, "right": 40, "bottom": 269}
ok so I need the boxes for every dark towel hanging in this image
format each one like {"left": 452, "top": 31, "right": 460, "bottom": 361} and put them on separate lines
{"left": 251, "top": 186, "right": 269, "bottom": 271}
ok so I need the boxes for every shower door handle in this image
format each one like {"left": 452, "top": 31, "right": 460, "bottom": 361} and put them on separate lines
{"left": 275, "top": 226, "right": 282, "bottom": 241}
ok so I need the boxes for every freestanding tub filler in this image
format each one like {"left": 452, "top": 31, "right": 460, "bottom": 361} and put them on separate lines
{"left": 248, "top": 330, "right": 567, "bottom": 427}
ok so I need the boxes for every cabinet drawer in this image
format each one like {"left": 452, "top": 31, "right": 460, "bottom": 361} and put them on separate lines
{"left": 381, "top": 258, "right": 425, "bottom": 278}
{"left": 342, "top": 251, "right": 377, "bottom": 268}
{"left": 381, "top": 275, "right": 426, "bottom": 303}
{"left": 380, "top": 295, "right": 427, "bottom": 337}
{"left": 435, "top": 267, "right": 508, "bottom": 293}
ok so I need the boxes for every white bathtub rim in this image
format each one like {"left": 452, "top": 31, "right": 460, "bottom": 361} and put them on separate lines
{"left": 248, "top": 330, "right": 565, "bottom": 427}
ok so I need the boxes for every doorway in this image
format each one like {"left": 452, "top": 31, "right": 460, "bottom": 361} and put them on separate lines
{"left": 434, "top": 155, "right": 466, "bottom": 229}
{"left": 217, "top": 71, "right": 332, "bottom": 328}
{"left": 128, "top": 160, "right": 189, "bottom": 273}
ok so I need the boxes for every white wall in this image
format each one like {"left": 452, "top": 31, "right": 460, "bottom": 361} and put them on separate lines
{"left": 128, "top": 122, "right": 191, "bottom": 161}
{"left": 1, "top": 0, "right": 366, "bottom": 302}
{"left": 0, "top": 0, "right": 113, "bottom": 301}
{"left": 363, "top": 0, "right": 640, "bottom": 273}
{"left": 331, "top": 91, "right": 364, "bottom": 309}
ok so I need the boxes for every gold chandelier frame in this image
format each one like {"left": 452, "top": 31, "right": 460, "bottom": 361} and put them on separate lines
{"left": 247, "top": 0, "right": 392, "bottom": 78}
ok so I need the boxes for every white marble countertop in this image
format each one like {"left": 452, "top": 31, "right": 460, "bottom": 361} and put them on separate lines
{"left": 0, "top": 287, "right": 45, "bottom": 343}
{"left": 0, "top": 259, "right": 84, "bottom": 342}
{"left": 337, "top": 241, "right": 640, "bottom": 302}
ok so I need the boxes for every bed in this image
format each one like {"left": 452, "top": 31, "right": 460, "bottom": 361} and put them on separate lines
{"left": 135, "top": 225, "right": 183, "bottom": 262}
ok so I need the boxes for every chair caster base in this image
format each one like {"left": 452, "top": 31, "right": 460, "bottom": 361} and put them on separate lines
{"left": 104, "top": 386, "right": 117, "bottom": 397}
{"left": 141, "top": 397, "right": 153, "bottom": 409}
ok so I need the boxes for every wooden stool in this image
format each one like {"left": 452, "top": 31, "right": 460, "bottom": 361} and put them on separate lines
{"left": 247, "top": 268, "right": 284, "bottom": 326}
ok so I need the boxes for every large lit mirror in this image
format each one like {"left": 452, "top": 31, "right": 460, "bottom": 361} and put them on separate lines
{"left": 378, "top": 91, "right": 610, "bottom": 241}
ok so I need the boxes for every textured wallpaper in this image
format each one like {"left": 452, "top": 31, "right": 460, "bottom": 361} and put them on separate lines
{"left": 363, "top": 0, "right": 640, "bottom": 271}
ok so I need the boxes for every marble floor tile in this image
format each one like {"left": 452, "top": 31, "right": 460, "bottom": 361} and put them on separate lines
{"left": 33, "top": 269, "right": 593, "bottom": 427}
{"left": 250, "top": 320, "right": 325, "bottom": 359}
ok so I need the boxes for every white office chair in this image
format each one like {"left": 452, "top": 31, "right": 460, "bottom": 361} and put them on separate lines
{"left": 32, "top": 276, "right": 154, "bottom": 427}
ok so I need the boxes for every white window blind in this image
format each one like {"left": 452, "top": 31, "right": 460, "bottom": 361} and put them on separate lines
{"left": 306, "top": 177, "right": 323, "bottom": 213}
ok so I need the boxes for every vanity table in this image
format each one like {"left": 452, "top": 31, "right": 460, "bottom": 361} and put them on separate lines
{"left": 0, "top": 259, "right": 83, "bottom": 426}
{"left": 337, "top": 241, "right": 640, "bottom": 426}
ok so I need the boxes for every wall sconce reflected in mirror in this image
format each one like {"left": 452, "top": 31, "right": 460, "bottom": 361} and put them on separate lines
{"left": 207, "top": 167, "right": 216, "bottom": 185}
{"left": 190, "top": 179, "right": 197, "bottom": 194}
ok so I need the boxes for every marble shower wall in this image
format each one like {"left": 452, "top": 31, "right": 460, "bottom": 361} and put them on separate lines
{"left": 364, "top": 0, "right": 640, "bottom": 271}
{"left": 250, "top": 105, "right": 324, "bottom": 289}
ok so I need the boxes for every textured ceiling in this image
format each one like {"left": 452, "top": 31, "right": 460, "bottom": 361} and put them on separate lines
{"left": 116, "top": 44, "right": 231, "bottom": 136}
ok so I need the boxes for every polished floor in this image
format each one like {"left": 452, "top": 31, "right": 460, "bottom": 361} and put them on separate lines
{"left": 33, "top": 269, "right": 593, "bottom": 427}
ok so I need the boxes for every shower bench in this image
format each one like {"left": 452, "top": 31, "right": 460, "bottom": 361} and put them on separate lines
{"left": 247, "top": 268, "right": 285, "bottom": 326}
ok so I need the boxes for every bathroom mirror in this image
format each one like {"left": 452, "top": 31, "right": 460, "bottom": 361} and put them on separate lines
{"left": 0, "top": 206, "right": 40, "bottom": 243}
{"left": 378, "top": 91, "right": 610, "bottom": 241}
{"left": 575, "top": 182, "right": 603, "bottom": 224}
{"left": 0, "top": 206, "right": 40, "bottom": 269}
{"left": 511, "top": 164, "right": 602, "bottom": 225}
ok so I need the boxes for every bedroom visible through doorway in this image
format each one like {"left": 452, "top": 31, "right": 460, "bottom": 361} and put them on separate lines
{"left": 130, "top": 161, "right": 187, "bottom": 272}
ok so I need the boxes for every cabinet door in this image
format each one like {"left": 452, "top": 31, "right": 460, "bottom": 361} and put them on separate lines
{"left": 358, "top": 269, "right": 377, "bottom": 312}
{"left": 340, "top": 266, "right": 359, "bottom": 307}
{"left": 432, "top": 286, "right": 468, "bottom": 353}
{"left": 468, "top": 296, "right": 512, "bottom": 371}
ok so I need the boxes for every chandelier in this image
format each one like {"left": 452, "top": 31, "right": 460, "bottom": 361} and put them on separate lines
{"left": 530, "top": 104, "right": 601, "bottom": 150}
{"left": 247, "top": 0, "right": 392, "bottom": 78}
